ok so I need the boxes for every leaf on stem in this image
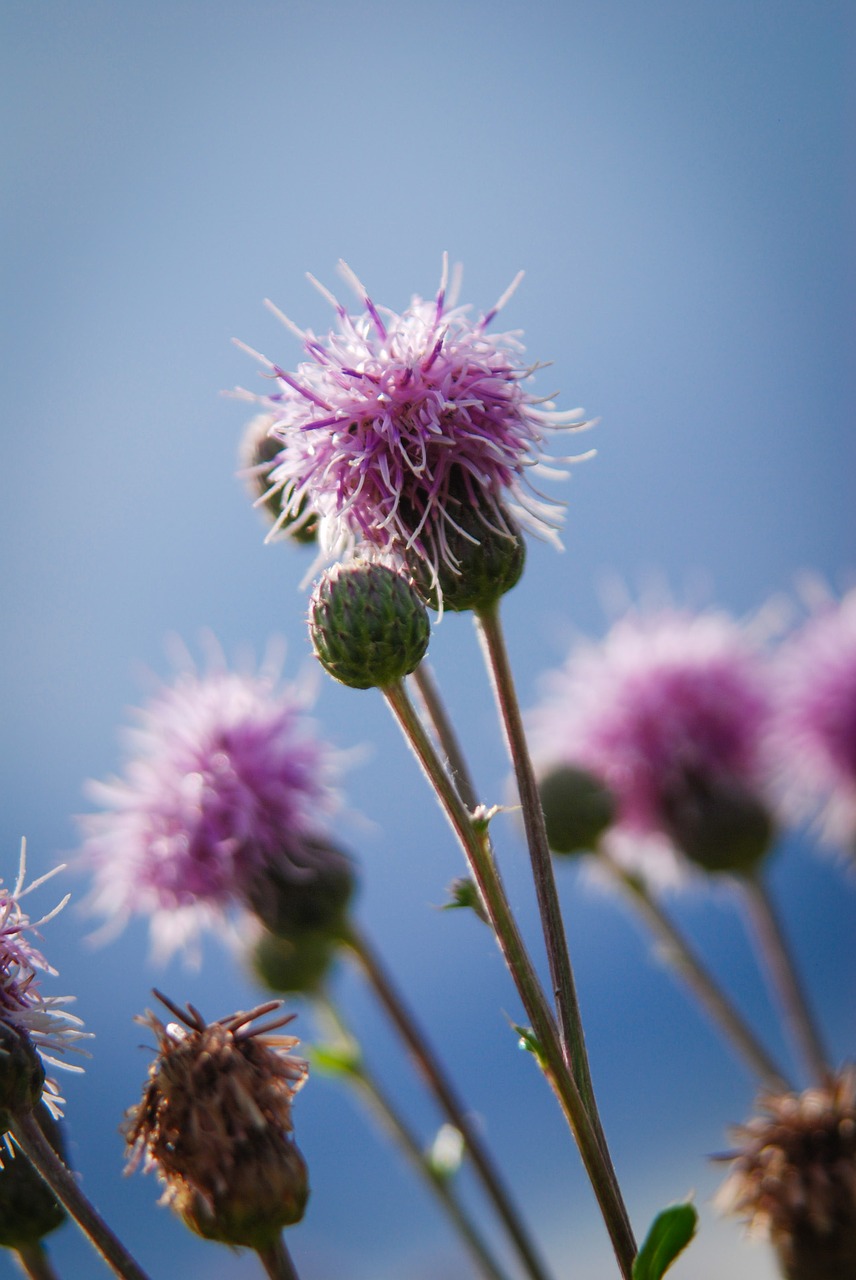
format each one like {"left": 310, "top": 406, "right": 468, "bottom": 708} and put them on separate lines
{"left": 631, "top": 1202, "right": 698, "bottom": 1280}
{"left": 442, "top": 877, "right": 489, "bottom": 924}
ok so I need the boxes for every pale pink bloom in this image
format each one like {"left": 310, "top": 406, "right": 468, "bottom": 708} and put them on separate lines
{"left": 235, "top": 258, "right": 591, "bottom": 584}
{"left": 80, "top": 645, "right": 344, "bottom": 963}
{"left": 770, "top": 587, "right": 856, "bottom": 849}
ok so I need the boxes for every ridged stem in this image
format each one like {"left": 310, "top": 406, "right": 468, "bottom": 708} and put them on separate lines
{"left": 344, "top": 921, "right": 553, "bottom": 1280}
{"left": 13, "top": 1243, "right": 60, "bottom": 1280}
{"left": 411, "top": 662, "right": 481, "bottom": 813}
{"left": 738, "top": 872, "right": 831, "bottom": 1084}
{"left": 316, "top": 996, "right": 514, "bottom": 1280}
{"left": 601, "top": 853, "right": 790, "bottom": 1089}
{"left": 383, "top": 679, "right": 636, "bottom": 1279}
{"left": 255, "top": 1237, "right": 300, "bottom": 1280}
{"left": 10, "top": 1112, "right": 151, "bottom": 1280}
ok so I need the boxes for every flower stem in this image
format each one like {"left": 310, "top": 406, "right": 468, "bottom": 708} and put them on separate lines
{"left": 411, "top": 662, "right": 481, "bottom": 812}
{"left": 10, "top": 1111, "right": 151, "bottom": 1280}
{"left": 344, "top": 921, "right": 554, "bottom": 1280}
{"left": 382, "top": 679, "right": 636, "bottom": 1279}
{"left": 600, "top": 853, "right": 791, "bottom": 1089}
{"left": 738, "top": 872, "right": 831, "bottom": 1084}
{"left": 14, "top": 1243, "right": 60, "bottom": 1280}
{"left": 472, "top": 605, "right": 598, "bottom": 1118}
{"left": 255, "top": 1237, "right": 301, "bottom": 1280}
{"left": 316, "top": 995, "right": 515, "bottom": 1280}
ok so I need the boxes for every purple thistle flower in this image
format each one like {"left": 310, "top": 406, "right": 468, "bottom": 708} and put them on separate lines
{"left": 529, "top": 609, "right": 776, "bottom": 879}
{"left": 234, "top": 258, "right": 591, "bottom": 584}
{"left": 770, "top": 587, "right": 856, "bottom": 849}
{"left": 79, "top": 644, "right": 345, "bottom": 963}
{"left": 1, "top": 842, "right": 88, "bottom": 1117}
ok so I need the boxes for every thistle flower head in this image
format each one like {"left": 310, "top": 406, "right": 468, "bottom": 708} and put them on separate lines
{"left": 235, "top": 258, "right": 590, "bottom": 588}
{"left": 79, "top": 643, "right": 346, "bottom": 963}
{"left": 0, "top": 842, "right": 88, "bottom": 1122}
{"left": 529, "top": 608, "right": 776, "bottom": 878}
{"left": 716, "top": 1067, "right": 856, "bottom": 1280}
{"left": 770, "top": 587, "right": 856, "bottom": 851}
{"left": 124, "top": 993, "right": 309, "bottom": 1248}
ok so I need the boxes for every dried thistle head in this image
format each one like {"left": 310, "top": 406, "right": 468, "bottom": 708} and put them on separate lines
{"left": 716, "top": 1066, "right": 856, "bottom": 1280}
{"left": 124, "top": 992, "right": 309, "bottom": 1249}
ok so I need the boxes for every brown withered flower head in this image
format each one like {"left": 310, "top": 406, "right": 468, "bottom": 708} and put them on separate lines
{"left": 124, "top": 991, "right": 309, "bottom": 1250}
{"left": 716, "top": 1065, "right": 856, "bottom": 1280}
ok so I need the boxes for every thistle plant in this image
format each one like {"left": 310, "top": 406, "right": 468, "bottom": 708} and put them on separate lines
{"left": 3, "top": 260, "right": 853, "bottom": 1280}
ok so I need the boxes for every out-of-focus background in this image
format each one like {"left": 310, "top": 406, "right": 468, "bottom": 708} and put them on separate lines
{"left": 1, "top": 2, "right": 853, "bottom": 1277}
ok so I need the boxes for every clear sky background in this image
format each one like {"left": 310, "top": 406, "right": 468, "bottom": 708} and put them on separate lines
{"left": 1, "top": 2, "right": 853, "bottom": 1278}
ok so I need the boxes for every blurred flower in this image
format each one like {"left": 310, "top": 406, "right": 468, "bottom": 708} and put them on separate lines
{"left": 125, "top": 993, "right": 309, "bottom": 1248}
{"left": 529, "top": 609, "right": 776, "bottom": 877}
{"left": 235, "top": 258, "right": 590, "bottom": 585}
{"left": 770, "top": 587, "right": 856, "bottom": 851}
{"left": 716, "top": 1066, "right": 856, "bottom": 1280}
{"left": 0, "top": 842, "right": 88, "bottom": 1121}
{"left": 80, "top": 644, "right": 346, "bottom": 963}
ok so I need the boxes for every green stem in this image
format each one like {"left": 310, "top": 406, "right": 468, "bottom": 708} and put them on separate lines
{"left": 411, "top": 662, "right": 481, "bottom": 812}
{"left": 14, "top": 1243, "right": 60, "bottom": 1280}
{"left": 473, "top": 606, "right": 611, "bottom": 1134}
{"left": 11, "top": 1112, "right": 151, "bottom": 1280}
{"left": 344, "top": 921, "right": 554, "bottom": 1280}
{"left": 255, "top": 1236, "right": 300, "bottom": 1280}
{"left": 601, "top": 853, "right": 791, "bottom": 1089}
{"left": 316, "top": 996, "right": 514, "bottom": 1280}
{"left": 383, "top": 679, "right": 636, "bottom": 1279}
{"left": 738, "top": 872, "right": 831, "bottom": 1084}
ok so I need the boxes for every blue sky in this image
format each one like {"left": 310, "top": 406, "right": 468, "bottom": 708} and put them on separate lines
{"left": 1, "top": 2, "right": 853, "bottom": 1277}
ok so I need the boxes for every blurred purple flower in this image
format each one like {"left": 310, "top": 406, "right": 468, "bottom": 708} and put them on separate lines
{"left": 79, "top": 645, "right": 344, "bottom": 963}
{"left": 529, "top": 609, "right": 775, "bottom": 879}
{"left": 770, "top": 587, "right": 856, "bottom": 849}
{"left": 1, "top": 842, "right": 88, "bottom": 1115}
{"left": 235, "top": 258, "right": 590, "bottom": 581}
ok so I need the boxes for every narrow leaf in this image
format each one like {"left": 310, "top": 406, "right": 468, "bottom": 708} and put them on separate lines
{"left": 632, "top": 1202, "right": 698, "bottom": 1280}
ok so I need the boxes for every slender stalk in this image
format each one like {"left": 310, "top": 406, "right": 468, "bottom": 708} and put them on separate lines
{"left": 738, "top": 872, "right": 831, "bottom": 1084}
{"left": 383, "top": 679, "right": 636, "bottom": 1279}
{"left": 345, "top": 921, "right": 554, "bottom": 1280}
{"left": 600, "top": 853, "right": 791, "bottom": 1089}
{"left": 255, "top": 1236, "right": 301, "bottom": 1280}
{"left": 473, "top": 605, "right": 598, "bottom": 1118}
{"left": 10, "top": 1112, "right": 151, "bottom": 1280}
{"left": 317, "top": 996, "right": 515, "bottom": 1280}
{"left": 411, "top": 662, "right": 481, "bottom": 812}
{"left": 14, "top": 1244, "right": 60, "bottom": 1280}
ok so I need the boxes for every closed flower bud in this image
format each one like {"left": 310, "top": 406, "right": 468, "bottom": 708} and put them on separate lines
{"left": 717, "top": 1067, "right": 856, "bottom": 1280}
{"left": 659, "top": 767, "right": 775, "bottom": 875}
{"left": 240, "top": 413, "right": 318, "bottom": 543}
{"left": 0, "top": 1024, "right": 45, "bottom": 1134}
{"left": 309, "top": 561, "right": 430, "bottom": 690}
{"left": 125, "top": 995, "right": 310, "bottom": 1250}
{"left": 405, "top": 494, "right": 526, "bottom": 613}
{"left": 538, "top": 765, "right": 617, "bottom": 856}
{"left": 0, "top": 1103, "right": 66, "bottom": 1247}
{"left": 251, "top": 929, "right": 338, "bottom": 997}
{"left": 246, "top": 836, "right": 356, "bottom": 942}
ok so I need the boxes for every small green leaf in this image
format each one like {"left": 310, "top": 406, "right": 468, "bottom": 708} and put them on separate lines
{"left": 513, "top": 1025, "right": 545, "bottom": 1060}
{"left": 309, "top": 1041, "right": 362, "bottom": 1078}
{"left": 632, "top": 1202, "right": 698, "bottom": 1280}
{"left": 442, "top": 877, "right": 489, "bottom": 924}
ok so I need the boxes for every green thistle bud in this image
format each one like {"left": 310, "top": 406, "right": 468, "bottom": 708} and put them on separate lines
{"left": 659, "top": 767, "right": 775, "bottom": 875}
{"left": 538, "top": 765, "right": 617, "bottom": 856}
{"left": 240, "top": 414, "right": 318, "bottom": 543}
{"left": 246, "top": 837, "right": 356, "bottom": 942}
{"left": 406, "top": 502, "right": 526, "bottom": 613}
{"left": 309, "top": 561, "right": 430, "bottom": 689}
{"left": 0, "top": 1024, "right": 45, "bottom": 1134}
{"left": 251, "top": 929, "right": 338, "bottom": 997}
{"left": 0, "top": 1103, "right": 67, "bottom": 1247}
